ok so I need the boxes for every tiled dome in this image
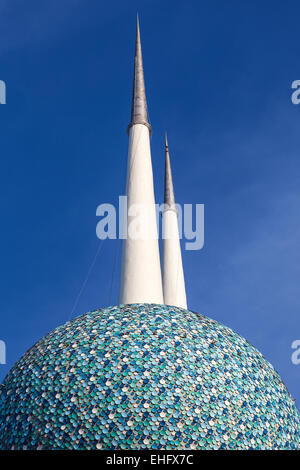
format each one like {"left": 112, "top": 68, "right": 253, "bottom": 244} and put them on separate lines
{"left": 0, "top": 304, "right": 299, "bottom": 450}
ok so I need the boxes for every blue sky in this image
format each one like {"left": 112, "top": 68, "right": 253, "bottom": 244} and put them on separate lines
{"left": 0, "top": 0, "right": 299, "bottom": 408}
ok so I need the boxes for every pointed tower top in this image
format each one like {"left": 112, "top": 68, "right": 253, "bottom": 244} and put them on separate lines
{"left": 164, "top": 133, "right": 176, "bottom": 208}
{"left": 127, "top": 16, "right": 152, "bottom": 135}
{"left": 165, "top": 131, "right": 169, "bottom": 148}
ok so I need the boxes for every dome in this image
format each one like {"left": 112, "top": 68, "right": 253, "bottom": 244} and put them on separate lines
{"left": 0, "top": 304, "right": 299, "bottom": 450}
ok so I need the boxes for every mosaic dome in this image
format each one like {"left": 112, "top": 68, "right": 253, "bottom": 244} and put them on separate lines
{"left": 0, "top": 304, "right": 299, "bottom": 450}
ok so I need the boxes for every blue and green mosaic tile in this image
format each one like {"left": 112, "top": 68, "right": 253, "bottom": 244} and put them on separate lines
{"left": 0, "top": 304, "right": 299, "bottom": 450}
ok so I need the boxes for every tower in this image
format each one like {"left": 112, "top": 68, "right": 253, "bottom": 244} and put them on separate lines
{"left": 162, "top": 133, "right": 187, "bottom": 309}
{"left": 0, "top": 17, "right": 298, "bottom": 452}
{"left": 119, "top": 17, "right": 163, "bottom": 305}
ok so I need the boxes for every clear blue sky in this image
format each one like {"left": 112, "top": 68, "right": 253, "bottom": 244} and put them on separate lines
{"left": 0, "top": 0, "right": 299, "bottom": 408}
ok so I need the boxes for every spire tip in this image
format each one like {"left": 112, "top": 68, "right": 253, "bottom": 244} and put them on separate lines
{"left": 164, "top": 135, "right": 175, "bottom": 207}
{"left": 127, "top": 16, "right": 151, "bottom": 135}
{"left": 165, "top": 131, "right": 168, "bottom": 149}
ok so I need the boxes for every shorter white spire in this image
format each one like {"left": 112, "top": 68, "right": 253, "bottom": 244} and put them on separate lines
{"left": 162, "top": 134, "right": 187, "bottom": 309}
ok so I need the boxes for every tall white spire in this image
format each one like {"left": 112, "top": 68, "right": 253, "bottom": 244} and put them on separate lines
{"left": 119, "top": 17, "right": 164, "bottom": 305}
{"left": 162, "top": 134, "right": 187, "bottom": 309}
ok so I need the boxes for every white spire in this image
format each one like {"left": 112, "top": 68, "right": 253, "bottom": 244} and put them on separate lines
{"left": 119, "top": 17, "right": 164, "bottom": 305}
{"left": 162, "top": 134, "right": 187, "bottom": 309}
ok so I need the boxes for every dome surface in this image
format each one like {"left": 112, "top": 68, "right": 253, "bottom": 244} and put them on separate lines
{"left": 0, "top": 304, "right": 299, "bottom": 450}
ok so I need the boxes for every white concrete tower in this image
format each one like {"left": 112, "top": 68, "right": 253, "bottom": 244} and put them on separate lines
{"left": 119, "top": 17, "right": 164, "bottom": 305}
{"left": 162, "top": 134, "right": 187, "bottom": 309}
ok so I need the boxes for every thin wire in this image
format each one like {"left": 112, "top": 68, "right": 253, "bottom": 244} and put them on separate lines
{"left": 67, "top": 125, "right": 143, "bottom": 321}
{"left": 175, "top": 240, "right": 180, "bottom": 307}
{"left": 108, "top": 238, "right": 121, "bottom": 306}
{"left": 67, "top": 122, "right": 149, "bottom": 323}
{"left": 68, "top": 239, "right": 105, "bottom": 321}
